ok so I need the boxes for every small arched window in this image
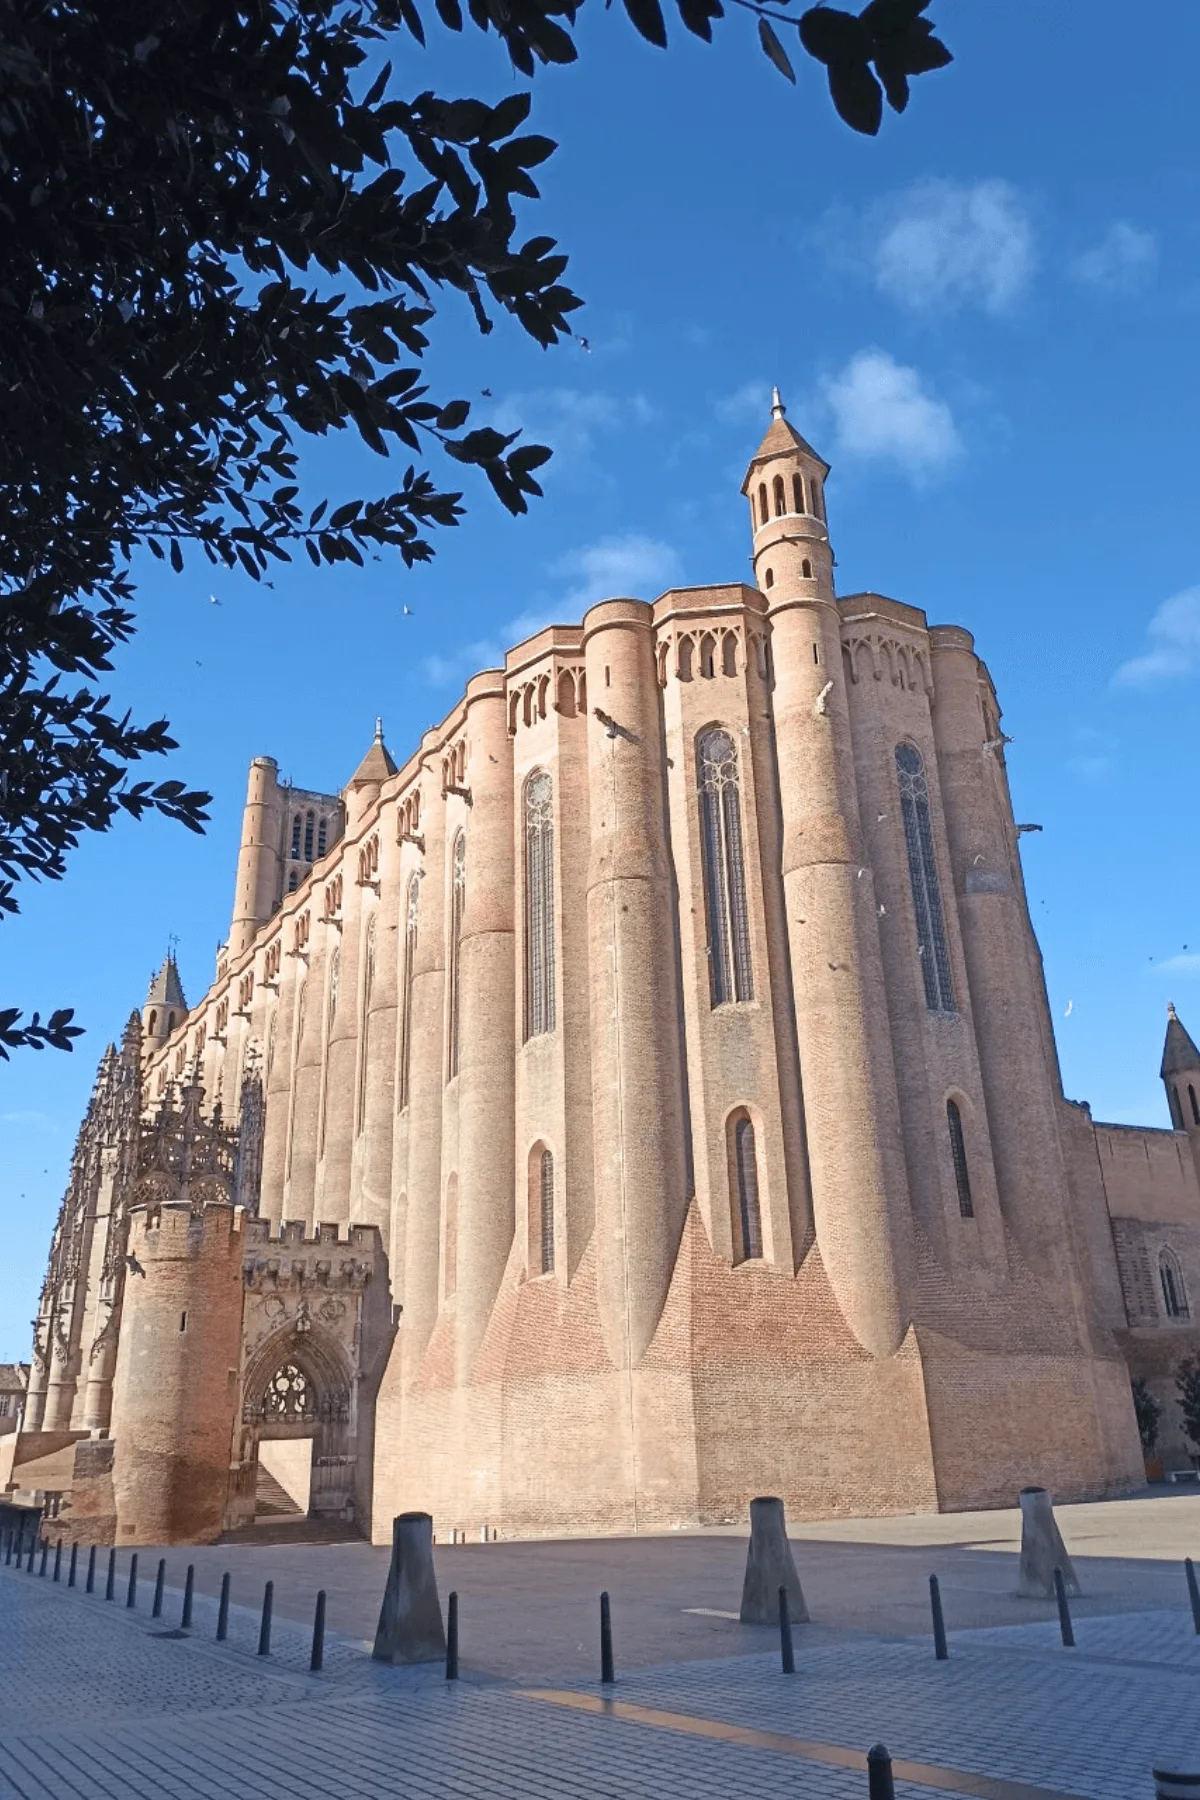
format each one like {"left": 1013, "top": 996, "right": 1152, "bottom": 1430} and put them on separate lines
{"left": 1190, "top": 1084, "right": 1199, "bottom": 1126}
{"left": 792, "top": 473, "right": 805, "bottom": 514}
{"left": 700, "top": 634, "right": 716, "bottom": 680}
{"left": 801, "top": 559, "right": 812, "bottom": 579}
{"left": 764, "top": 568, "right": 774, "bottom": 589}
{"left": 731, "top": 1112, "right": 763, "bottom": 1262}
{"left": 811, "top": 479, "right": 824, "bottom": 520}
{"left": 1161, "top": 1248, "right": 1190, "bottom": 1320}
{"left": 721, "top": 633, "right": 738, "bottom": 678}
{"left": 303, "top": 811, "right": 315, "bottom": 862}
{"left": 317, "top": 817, "right": 327, "bottom": 858}
{"left": 772, "top": 475, "right": 785, "bottom": 518}
{"left": 678, "top": 637, "right": 694, "bottom": 682}
{"left": 539, "top": 1149, "right": 555, "bottom": 1275}
{"left": 148, "top": 1009, "right": 158, "bottom": 1035}
{"left": 895, "top": 744, "right": 955, "bottom": 1014}
{"left": 697, "top": 729, "right": 753, "bottom": 1006}
{"left": 167, "top": 1012, "right": 176, "bottom": 1033}
{"left": 398, "top": 873, "right": 419, "bottom": 1111}
{"left": 946, "top": 1099, "right": 973, "bottom": 1218}
{"left": 558, "top": 669, "right": 577, "bottom": 717}
{"left": 525, "top": 772, "right": 556, "bottom": 1039}
{"left": 757, "top": 483, "right": 769, "bottom": 527}
{"left": 290, "top": 814, "right": 302, "bottom": 858}
{"left": 288, "top": 869, "right": 299, "bottom": 892}
{"left": 447, "top": 831, "right": 466, "bottom": 1080}
{"left": 1170, "top": 1085, "right": 1186, "bottom": 1130}
{"left": 444, "top": 1175, "right": 458, "bottom": 1299}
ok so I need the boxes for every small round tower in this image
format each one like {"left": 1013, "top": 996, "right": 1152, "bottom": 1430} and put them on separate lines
{"left": 109, "top": 1201, "right": 246, "bottom": 1544}
{"left": 229, "top": 755, "right": 285, "bottom": 956}
{"left": 1163, "top": 1004, "right": 1200, "bottom": 1188}
{"left": 141, "top": 953, "right": 187, "bottom": 1056}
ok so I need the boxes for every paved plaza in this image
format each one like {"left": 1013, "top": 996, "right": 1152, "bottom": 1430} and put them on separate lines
{"left": 3, "top": 1495, "right": 1200, "bottom": 1799}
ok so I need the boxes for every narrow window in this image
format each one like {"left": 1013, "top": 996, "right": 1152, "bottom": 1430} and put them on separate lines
{"left": 732, "top": 1113, "right": 763, "bottom": 1262}
{"left": 444, "top": 1175, "right": 458, "bottom": 1299}
{"left": 524, "top": 773, "right": 556, "bottom": 1039}
{"left": 721, "top": 633, "right": 738, "bottom": 677}
{"left": 1161, "top": 1249, "right": 1190, "bottom": 1320}
{"left": 398, "top": 874, "right": 419, "bottom": 1111}
{"left": 539, "top": 1149, "right": 555, "bottom": 1275}
{"left": 895, "top": 744, "right": 955, "bottom": 1013}
{"left": 802, "top": 559, "right": 812, "bottom": 579}
{"left": 148, "top": 1009, "right": 157, "bottom": 1036}
{"left": 947, "top": 1100, "right": 974, "bottom": 1218}
{"left": 792, "top": 473, "right": 805, "bottom": 513}
{"left": 811, "top": 479, "right": 824, "bottom": 520}
{"left": 678, "top": 637, "right": 694, "bottom": 681}
{"left": 167, "top": 1012, "right": 176, "bottom": 1033}
{"left": 179, "top": 1311, "right": 187, "bottom": 1333}
{"left": 303, "top": 810, "right": 315, "bottom": 862}
{"left": 1191, "top": 1084, "right": 1199, "bottom": 1126}
{"left": 288, "top": 870, "right": 298, "bottom": 893}
{"left": 317, "top": 816, "right": 327, "bottom": 858}
{"left": 700, "top": 634, "right": 716, "bottom": 679}
{"left": 447, "top": 831, "right": 466, "bottom": 1080}
{"left": 697, "top": 728, "right": 753, "bottom": 1006}
{"left": 356, "top": 913, "right": 376, "bottom": 1136}
{"left": 772, "top": 475, "right": 785, "bottom": 517}
{"left": 291, "top": 814, "right": 302, "bottom": 858}
{"left": 1170, "top": 1085, "right": 1186, "bottom": 1130}
{"left": 764, "top": 568, "right": 774, "bottom": 589}
{"left": 757, "top": 483, "right": 768, "bottom": 526}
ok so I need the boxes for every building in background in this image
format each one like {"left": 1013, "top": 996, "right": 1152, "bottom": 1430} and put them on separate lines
{"left": 10, "top": 396, "right": 1200, "bottom": 1544}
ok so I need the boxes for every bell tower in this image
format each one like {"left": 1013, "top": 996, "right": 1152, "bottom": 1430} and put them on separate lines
{"left": 1162, "top": 1003, "right": 1200, "bottom": 1186}
{"left": 741, "top": 387, "right": 834, "bottom": 603}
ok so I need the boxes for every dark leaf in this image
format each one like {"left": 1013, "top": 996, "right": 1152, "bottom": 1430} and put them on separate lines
{"left": 758, "top": 17, "right": 797, "bottom": 83}
{"left": 623, "top": 0, "right": 669, "bottom": 49}
{"left": 828, "top": 58, "right": 884, "bottom": 133}
{"left": 798, "top": 7, "right": 872, "bottom": 65}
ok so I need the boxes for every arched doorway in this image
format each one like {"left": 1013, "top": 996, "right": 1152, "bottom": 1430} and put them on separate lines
{"left": 230, "top": 1326, "right": 358, "bottom": 1530}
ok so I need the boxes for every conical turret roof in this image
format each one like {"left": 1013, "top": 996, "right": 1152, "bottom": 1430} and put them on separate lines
{"left": 741, "top": 387, "right": 829, "bottom": 491}
{"left": 1161, "top": 1003, "right": 1200, "bottom": 1078}
{"left": 146, "top": 953, "right": 186, "bottom": 1011}
{"left": 349, "top": 718, "right": 398, "bottom": 789}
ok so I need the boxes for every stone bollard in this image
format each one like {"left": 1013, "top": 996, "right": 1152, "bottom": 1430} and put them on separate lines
{"left": 311, "top": 1590, "right": 327, "bottom": 1673}
{"left": 1016, "top": 1487, "right": 1080, "bottom": 1600}
{"left": 1154, "top": 1769, "right": 1200, "bottom": 1799}
{"left": 739, "top": 1497, "right": 809, "bottom": 1626}
{"left": 152, "top": 1559, "right": 166, "bottom": 1619}
{"left": 372, "top": 1512, "right": 446, "bottom": 1665}
{"left": 217, "top": 1572, "right": 231, "bottom": 1641}
{"left": 867, "top": 1743, "right": 895, "bottom": 1800}
{"left": 68, "top": 1543, "right": 78, "bottom": 1589}
{"left": 600, "top": 1591, "right": 615, "bottom": 1686}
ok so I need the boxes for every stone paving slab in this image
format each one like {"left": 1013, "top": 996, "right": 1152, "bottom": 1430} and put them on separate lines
{"left": 2, "top": 1554, "right": 1196, "bottom": 1800}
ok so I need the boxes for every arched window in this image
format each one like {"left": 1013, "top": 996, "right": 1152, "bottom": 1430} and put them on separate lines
{"left": 167, "top": 1011, "right": 176, "bottom": 1033}
{"left": 1191, "top": 1085, "right": 1199, "bottom": 1126}
{"left": 700, "top": 633, "right": 716, "bottom": 679}
{"left": 946, "top": 1099, "right": 974, "bottom": 1218}
{"left": 291, "top": 814, "right": 302, "bottom": 858}
{"left": 444, "top": 1174, "right": 458, "bottom": 1298}
{"left": 317, "top": 816, "right": 327, "bottom": 858}
{"left": 1170, "top": 1085, "right": 1186, "bottom": 1130}
{"left": 148, "top": 1009, "right": 157, "bottom": 1036}
{"left": 772, "top": 475, "right": 785, "bottom": 517}
{"left": 792, "top": 473, "right": 805, "bottom": 513}
{"left": 757, "top": 483, "right": 768, "bottom": 526}
{"left": 447, "top": 831, "right": 466, "bottom": 1080}
{"left": 539, "top": 1149, "right": 555, "bottom": 1274}
{"left": 731, "top": 1113, "right": 763, "bottom": 1262}
{"left": 697, "top": 729, "right": 753, "bottom": 1006}
{"left": 801, "top": 559, "right": 812, "bottom": 579}
{"left": 811, "top": 479, "right": 824, "bottom": 520}
{"left": 356, "top": 913, "right": 376, "bottom": 1136}
{"left": 721, "top": 633, "right": 738, "bottom": 677}
{"left": 303, "top": 810, "right": 315, "bottom": 861}
{"left": 895, "top": 744, "right": 955, "bottom": 1013}
{"left": 764, "top": 568, "right": 774, "bottom": 589}
{"left": 398, "top": 873, "right": 419, "bottom": 1111}
{"left": 678, "top": 637, "right": 694, "bottom": 682}
{"left": 288, "top": 870, "right": 299, "bottom": 893}
{"left": 524, "top": 772, "right": 556, "bottom": 1039}
{"left": 263, "top": 1364, "right": 313, "bottom": 1419}
{"left": 1161, "top": 1248, "right": 1190, "bottom": 1320}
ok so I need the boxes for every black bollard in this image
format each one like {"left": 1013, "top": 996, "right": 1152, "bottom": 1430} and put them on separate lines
{"left": 126, "top": 1552, "right": 138, "bottom": 1609}
{"left": 68, "top": 1543, "right": 78, "bottom": 1589}
{"left": 53, "top": 1539, "right": 62, "bottom": 1582}
{"left": 930, "top": 1573, "right": 948, "bottom": 1661}
{"left": 25, "top": 1536, "right": 35, "bottom": 1574}
{"left": 39, "top": 1540, "right": 48, "bottom": 1578}
{"left": 867, "top": 1743, "right": 896, "bottom": 1800}
{"left": 152, "top": 1558, "right": 166, "bottom": 1619}
{"left": 105, "top": 1548, "right": 116, "bottom": 1600}
{"left": 600, "top": 1590, "right": 615, "bottom": 1686}
{"left": 1186, "top": 1559, "right": 1200, "bottom": 1636}
{"left": 311, "top": 1589, "right": 326, "bottom": 1673}
{"left": 446, "top": 1590, "right": 458, "bottom": 1681}
{"left": 1053, "top": 1566, "right": 1075, "bottom": 1648}
{"left": 182, "top": 1563, "right": 194, "bottom": 1629}
{"left": 778, "top": 1585, "right": 795, "bottom": 1675}
{"left": 86, "top": 1544, "right": 96, "bottom": 1594}
{"left": 216, "top": 1571, "right": 230, "bottom": 1642}
{"left": 258, "top": 1580, "right": 274, "bottom": 1657}
{"left": 3, "top": 1528, "right": 10, "bottom": 1567}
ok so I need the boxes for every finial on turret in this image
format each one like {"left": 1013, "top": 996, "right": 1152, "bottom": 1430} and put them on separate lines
{"left": 374, "top": 716, "right": 384, "bottom": 743}
{"left": 771, "top": 385, "right": 786, "bottom": 419}
{"left": 1169, "top": 1002, "right": 1178, "bottom": 1019}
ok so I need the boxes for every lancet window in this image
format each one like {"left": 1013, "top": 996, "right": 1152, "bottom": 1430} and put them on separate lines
{"left": 895, "top": 743, "right": 955, "bottom": 1014}
{"left": 539, "top": 1149, "right": 555, "bottom": 1275}
{"left": 697, "top": 728, "right": 753, "bottom": 1006}
{"left": 291, "top": 814, "right": 302, "bottom": 858}
{"left": 792, "top": 473, "right": 805, "bottom": 513}
{"left": 398, "top": 874, "right": 419, "bottom": 1111}
{"left": 317, "top": 816, "right": 328, "bottom": 858}
{"left": 1191, "top": 1085, "right": 1200, "bottom": 1126}
{"left": 731, "top": 1113, "right": 763, "bottom": 1263}
{"left": 524, "top": 772, "right": 556, "bottom": 1039}
{"left": 1161, "top": 1248, "right": 1190, "bottom": 1320}
{"left": 946, "top": 1099, "right": 974, "bottom": 1218}
{"left": 1171, "top": 1086, "right": 1186, "bottom": 1130}
{"left": 356, "top": 913, "right": 376, "bottom": 1136}
{"left": 447, "top": 831, "right": 466, "bottom": 1080}
{"left": 304, "top": 811, "right": 315, "bottom": 861}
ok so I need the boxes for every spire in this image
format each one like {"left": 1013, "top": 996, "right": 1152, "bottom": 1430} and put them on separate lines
{"left": 145, "top": 952, "right": 186, "bottom": 1012}
{"left": 1161, "top": 1003, "right": 1200, "bottom": 1078}
{"left": 349, "top": 719, "right": 398, "bottom": 789}
{"left": 741, "top": 386, "right": 829, "bottom": 491}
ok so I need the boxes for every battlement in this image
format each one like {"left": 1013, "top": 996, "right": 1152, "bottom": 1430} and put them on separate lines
{"left": 242, "top": 1218, "right": 383, "bottom": 1252}
{"left": 127, "top": 1200, "right": 248, "bottom": 1253}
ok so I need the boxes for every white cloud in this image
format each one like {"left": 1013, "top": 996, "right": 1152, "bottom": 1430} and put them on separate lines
{"left": 715, "top": 381, "right": 771, "bottom": 425}
{"left": 1114, "top": 587, "right": 1200, "bottom": 687}
{"left": 821, "top": 350, "right": 961, "bottom": 473}
{"left": 485, "top": 388, "right": 653, "bottom": 467}
{"left": 870, "top": 178, "right": 1035, "bottom": 315}
{"left": 421, "top": 535, "right": 679, "bottom": 688}
{"left": 1072, "top": 221, "right": 1157, "bottom": 293}
{"left": 1155, "top": 953, "right": 1200, "bottom": 976}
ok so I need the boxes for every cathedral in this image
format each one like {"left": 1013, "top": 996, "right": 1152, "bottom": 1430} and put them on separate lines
{"left": 11, "top": 396, "right": 1200, "bottom": 1546}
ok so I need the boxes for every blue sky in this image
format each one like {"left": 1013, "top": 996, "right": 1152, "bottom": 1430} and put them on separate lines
{"left": 3, "top": 0, "right": 1199, "bottom": 1358}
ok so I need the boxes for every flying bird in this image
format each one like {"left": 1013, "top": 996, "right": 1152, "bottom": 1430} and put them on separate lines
{"left": 209, "top": 594, "right": 221, "bottom": 605}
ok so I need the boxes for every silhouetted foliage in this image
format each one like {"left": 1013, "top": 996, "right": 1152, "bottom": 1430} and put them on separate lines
{"left": 1176, "top": 1357, "right": 1200, "bottom": 1457}
{"left": 1132, "top": 1376, "right": 1161, "bottom": 1457}
{"left": 0, "top": 0, "right": 951, "bottom": 1051}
